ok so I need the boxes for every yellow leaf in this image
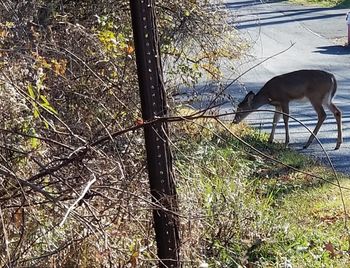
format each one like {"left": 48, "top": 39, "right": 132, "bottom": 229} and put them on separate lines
{"left": 5, "top": 21, "right": 15, "bottom": 28}
{"left": 51, "top": 59, "right": 67, "bottom": 76}
{"left": 0, "top": 29, "right": 8, "bottom": 38}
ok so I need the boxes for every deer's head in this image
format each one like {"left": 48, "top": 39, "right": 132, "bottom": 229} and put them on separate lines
{"left": 233, "top": 91, "right": 256, "bottom": 124}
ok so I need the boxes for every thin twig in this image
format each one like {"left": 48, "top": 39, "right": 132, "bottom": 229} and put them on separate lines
{"left": 59, "top": 175, "right": 97, "bottom": 227}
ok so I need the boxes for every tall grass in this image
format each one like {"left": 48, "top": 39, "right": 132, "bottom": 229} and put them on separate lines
{"left": 173, "top": 120, "right": 350, "bottom": 267}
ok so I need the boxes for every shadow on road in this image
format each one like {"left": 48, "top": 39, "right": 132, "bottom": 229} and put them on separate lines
{"left": 224, "top": 0, "right": 263, "bottom": 8}
{"left": 225, "top": 0, "right": 288, "bottom": 9}
{"left": 314, "top": 45, "right": 350, "bottom": 55}
{"left": 226, "top": 0, "right": 346, "bottom": 30}
{"left": 234, "top": 12, "right": 344, "bottom": 29}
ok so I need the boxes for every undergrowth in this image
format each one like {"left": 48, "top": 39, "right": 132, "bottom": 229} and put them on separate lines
{"left": 174, "top": 118, "right": 350, "bottom": 267}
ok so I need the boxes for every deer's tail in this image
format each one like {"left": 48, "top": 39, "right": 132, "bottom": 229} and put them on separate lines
{"left": 330, "top": 74, "right": 337, "bottom": 99}
{"left": 323, "top": 74, "right": 337, "bottom": 106}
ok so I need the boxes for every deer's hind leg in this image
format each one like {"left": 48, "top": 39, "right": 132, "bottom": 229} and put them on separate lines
{"left": 327, "top": 102, "right": 342, "bottom": 150}
{"left": 304, "top": 102, "right": 327, "bottom": 149}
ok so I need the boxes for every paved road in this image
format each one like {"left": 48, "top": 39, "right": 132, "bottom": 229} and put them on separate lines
{"left": 223, "top": 0, "right": 350, "bottom": 173}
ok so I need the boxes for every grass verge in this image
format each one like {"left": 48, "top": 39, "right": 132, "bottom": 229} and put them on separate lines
{"left": 289, "top": 0, "right": 350, "bottom": 7}
{"left": 174, "top": 119, "right": 350, "bottom": 267}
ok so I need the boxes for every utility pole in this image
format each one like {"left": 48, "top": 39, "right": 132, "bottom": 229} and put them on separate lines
{"left": 129, "top": 0, "right": 180, "bottom": 267}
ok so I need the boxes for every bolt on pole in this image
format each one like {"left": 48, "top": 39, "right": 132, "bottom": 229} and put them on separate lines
{"left": 129, "top": 0, "right": 180, "bottom": 267}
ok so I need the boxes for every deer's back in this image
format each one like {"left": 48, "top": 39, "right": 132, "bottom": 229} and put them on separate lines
{"left": 259, "top": 70, "right": 335, "bottom": 103}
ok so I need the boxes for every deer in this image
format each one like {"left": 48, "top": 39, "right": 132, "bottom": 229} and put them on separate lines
{"left": 233, "top": 70, "right": 343, "bottom": 150}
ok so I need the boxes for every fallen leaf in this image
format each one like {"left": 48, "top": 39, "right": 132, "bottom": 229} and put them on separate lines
{"left": 324, "top": 241, "right": 336, "bottom": 258}
{"left": 135, "top": 118, "right": 143, "bottom": 125}
{"left": 13, "top": 208, "right": 23, "bottom": 228}
{"left": 126, "top": 45, "right": 135, "bottom": 54}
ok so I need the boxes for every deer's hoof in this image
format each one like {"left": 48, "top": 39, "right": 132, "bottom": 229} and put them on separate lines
{"left": 334, "top": 143, "right": 341, "bottom": 150}
{"left": 303, "top": 144, "right": 310, "bottom": 150}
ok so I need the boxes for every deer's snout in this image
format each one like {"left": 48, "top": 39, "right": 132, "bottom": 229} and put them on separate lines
{"left": 232, "top": 114, "right": 241, "bottom": 124}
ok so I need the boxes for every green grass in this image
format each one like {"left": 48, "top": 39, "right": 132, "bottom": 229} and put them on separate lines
{"left": 175, "top": 121, "right": 350, "bottom": 267}
{"left": 290, "top": 0, "right": 350, "bottom": 7}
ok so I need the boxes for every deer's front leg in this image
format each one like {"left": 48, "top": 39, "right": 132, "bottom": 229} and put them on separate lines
{"left": 281, "top": 104, "right": 290, "bottom": 148}
{"left": 269, "top": 106, "right": 281, "bottom": 143}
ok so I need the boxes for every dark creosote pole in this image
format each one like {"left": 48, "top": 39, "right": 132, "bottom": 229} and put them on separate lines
{"left": 129, "top": 0, "right": 180, "bottom": 267}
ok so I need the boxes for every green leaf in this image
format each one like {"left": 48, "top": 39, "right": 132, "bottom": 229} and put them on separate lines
{"left": 43, "top": 119, "right": 50, "bottom": 129}
{"left": 28, "top": 84, "right": 36, "bottom": 100}
{"left": 30, "top": 137, "right": 40, "bottom": 149}
{"left": 28, "top": 128, "right": 40, "bottom": 149}
{"left": 40, "top": 95, "right": 58, "bottom": 115}
{"left": 33, "top": 106, "right": 40, "bottom": 118}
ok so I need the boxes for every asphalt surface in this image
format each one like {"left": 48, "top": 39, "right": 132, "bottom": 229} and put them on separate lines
{"left": 223, "top": 0, "right": 350, "bottom": 173}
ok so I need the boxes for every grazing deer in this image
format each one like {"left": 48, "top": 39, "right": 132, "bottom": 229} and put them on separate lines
{"left": 233, "top": 70, "right": 343, "bottom": 150}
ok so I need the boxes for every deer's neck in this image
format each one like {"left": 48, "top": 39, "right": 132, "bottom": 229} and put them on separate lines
{"left": 253, "top": 92, "right": 270, "bottom": 109}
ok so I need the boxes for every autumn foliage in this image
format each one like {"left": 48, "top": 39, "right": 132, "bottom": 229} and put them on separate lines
{"left": 0, "top": 0, "right": 243, "bottom": 266}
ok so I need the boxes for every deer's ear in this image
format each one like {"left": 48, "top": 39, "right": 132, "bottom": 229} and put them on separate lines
{"left": 247, "top": 92, "right": 255, "bottom": 104}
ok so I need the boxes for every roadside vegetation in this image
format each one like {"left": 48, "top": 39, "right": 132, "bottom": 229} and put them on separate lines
{"left": 0, "top": 0, "right": 245, "bottom": 266}
{"left": 1, "top": 0, "right": 349, "bottom": 267}
{"left": 290, "top": 0, "right": 350, "bottom": 7}
{"left": 174, "top": 116, "right": 350, "bottom": 267}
